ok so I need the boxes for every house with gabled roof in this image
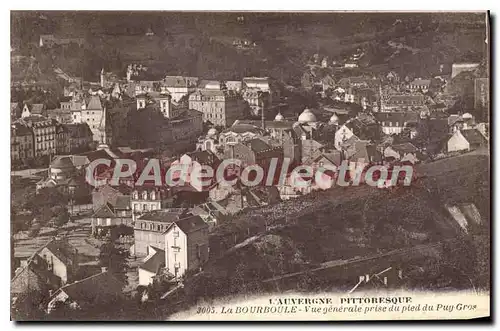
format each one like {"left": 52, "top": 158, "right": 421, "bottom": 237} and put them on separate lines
{"left": 138, "top": 246, "right": 166, "bottom": 286}
{"left": 21, "top": 103, "right": 47, "bottom": 118}
{"left": 384, "top": 142, "right": 420, "bottom": 164}
{"left": 35, "top": 237, "right": 79, "bottom": 286}
{"left": 91, "top": 195, "right": 132, "bottom": 237}
{"left": 46, "top": 270, "right": 125, "bottom": 314}
{"left": 447, "top": 129, "right": 488, "bottom": 153}
{"left": 11, "top": 254, "right": 62, "bottom": 306}
{"left": 164, "top": 215, "right": 209, "bottom": 278}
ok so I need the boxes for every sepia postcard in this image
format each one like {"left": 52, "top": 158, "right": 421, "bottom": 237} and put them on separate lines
{"left": 10, "top": 11, "right": 490, "bottom": 321}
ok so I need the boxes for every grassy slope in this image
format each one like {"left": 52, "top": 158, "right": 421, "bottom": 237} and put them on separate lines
{"left": 206, "top": 151, "right": 490, "bottom": 287}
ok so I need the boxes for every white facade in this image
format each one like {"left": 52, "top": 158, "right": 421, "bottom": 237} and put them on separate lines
{"left": 164, "top": 225, "right": 188, "bottom": 278}
{"left": 447, "top": 131, "right": 469, "bottom": 153}
{"left": 335, "top": 125, "right": 355, "bottom": 150}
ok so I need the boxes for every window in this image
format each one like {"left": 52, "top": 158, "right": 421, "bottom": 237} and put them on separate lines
{"left": 172, "top": 247, "right": 180, "bottom": 253}
{"left": 173, "top": 230, "right": 179, "bottom": 238}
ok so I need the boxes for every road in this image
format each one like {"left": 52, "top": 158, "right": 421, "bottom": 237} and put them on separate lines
{"left": 11, "top": 168, "right": 47, "bottom": 178}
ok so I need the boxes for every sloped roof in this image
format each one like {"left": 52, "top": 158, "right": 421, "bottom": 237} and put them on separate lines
{"left": 247, "top": 138, "right": 272, "bottom": 153}
{"left": 317, "top": 151, "right": 342, "bottom": 166}
{"left": 92, "top": 203, "right": 116, "bottom": 218}
{"left": 53, "top": 271, "right": 124, "bottom": 306}
{"left": 64, "top": 123, "right": 93, "bottom": 138}
{"left": 86, "top": 96, "right": 103, "bottom": 110}
{"left": 166, "top": 215, "right": 207, "bottom": 234}
{"left": 163, "top": 76, "right": 198, "bottom": 88}
{"left": 114, "top": 195, "right": 131, "bottom": 210}
{"left": 460, "top": 129, "right": 487, "bottom": 146}
{"left": 51, "top": 156, "right": 75, "bottom": 169}
{"left": 187, "top": 150, "right": 219, "bottom": 165}
{"left": 11, "top": 122, "right": 32, "bottom": 136}
{"left": 43, "top": 238, "right": 78, "bottom": 267}
{"left": 391, "top": 142, "right": 418, "bottom": 154}
{"left": 139, "top": 248, "right": 165, "bottom": 273}
{"left": 137, "top": 209, "right": 184, "bottom": 223}
{"left": 222, "top": 123, "right": 264, "bottom": 134}
{"left": 30, "top": 104, "right": 45, "bottom": 114}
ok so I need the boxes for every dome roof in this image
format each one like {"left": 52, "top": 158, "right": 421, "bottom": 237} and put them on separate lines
{"left": 207, "top": 128, "right": 218, "bottom": 136}
{"left": 298, "top": 108, "right": 317, "bottom": 123}
{"left": 329, "top": 113, "right": 339, "bottom": 124}
{"left": 51, "top": 156, "right": 74, "bottom": 169}
{"left": 274, "top": 113, "right": 284, "bottom": 121}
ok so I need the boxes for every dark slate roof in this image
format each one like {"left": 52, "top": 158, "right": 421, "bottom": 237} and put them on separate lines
{"left": 86, "top": 96, "right": 103, "bottom": 110}
{"left": 167, "top": 215, "right": 207, "bottom": 234}
{"left": 247, "top": 138, "right": 272, "bottom": 153}
{"left": 187, "top": 150, "right": 219, "bottom": 165}
{"left": 30, "top": 104, "right": 45, "bottom": 114}
{"left": 51, "top": 156, "right": 75, "bottom": 169}
{"left": 461, "top": 129, "right": 487, "bottom": 145}
{"left": 11, "top": 122, "right": 32, "bottom": 136}
{"left": 391, "top": 143, "right": 418, "bottom": 154}
{"left": 113, "top": 195, "right": 131, "bottom": 210}
{"left": 53, "top": 271, "right": 124, "bottom": 306}
{"left": 139, "top": 248, "right": 165, "bottom": 273}
{"left": 137, "top": 209, "right": 185, "bottom": 223}
{"left": 316, "top": 151, "right": 342, "bottom": 166}
{"left": 64, "top": 123, "right": 93, "bottom": 138}
{"left": 92, "top": 203, "right": 116, "bottom": 218}
{"left": 43, "top": 238, "right": 78, "bottom": 267}
{"left": 222, "top": 123, "right": 264, "bottom": 134}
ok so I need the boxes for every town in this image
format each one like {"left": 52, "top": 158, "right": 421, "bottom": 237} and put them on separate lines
{"left": 10, "top": 12, "right": 490, "bottom": 320}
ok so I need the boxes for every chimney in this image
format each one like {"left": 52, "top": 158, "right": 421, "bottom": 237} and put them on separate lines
{"left": 49, "top": 290, "right": 53, "bottom": 297}
{"left": 101, "top": 266, "right": 108, "bottom": 273}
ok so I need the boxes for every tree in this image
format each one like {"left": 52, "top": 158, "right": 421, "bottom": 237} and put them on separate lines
{"left": 98, "top": 241, "right": 129, "bottom": 288}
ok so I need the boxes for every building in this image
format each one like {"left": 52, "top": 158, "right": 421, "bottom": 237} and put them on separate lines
{"left": 131, "top": 187, "right": 163, "bottom": 221}
{"left": 79, "top": 96, "right": 109, "bottom": 144}
{"left": 448, "top": 113, "right": 476, "bottom": 133}
{"left": 136, "top": 92, "right": 204, "bottom": 145}
{"left": 55, "top": 123, "right": 70, "bottom": 155}
{"left": 164, "top": 214, "right": 209, "bottom": 278}
{"left": 11, "top": 254, "right": 62, "bottom": 306}
{"left": 162, "top": 76, "right": 199, "bottom": 102}
{"left": 138, "top": 246, "right": 165, "bottom": 286}
{"left": 21, "top": 116, "right": 57, "bottom": 158}
{"left": 407, "top": 79, "right": 431, "bottom": 93}
{"left": 474, "top": 78, "right": 489, "bottom": 110}
{"left": 451, "top": 63, "right": 480, "bottom": 79}
{"left": 383, "top": 143, "right": 420, "bottom": 164}
{"left": 46, "top": 270, "right": 125, "bottom": 314}
{"left": 133, "top": 209, "right": 187, "bottom": 256}
{"left": 11, "top": 122, "right": 34, "bottom": 164}
{"left": 11, "top": 102, "right": 21, "bottom": 120}
{"left": 91, "top": 196, "right": 132, "bottom": 237}
{"left": 334, "top": 115, "right": 381, "bottom": 150}
{"left": 344, "top": 87, "right": 377, "bottom": 110}
{"left": 224, "top": 137, "right": 283, "bottom": 170}
{"left": 36, "top": 238, "right": 79, "bottom": 286}
{"left": 447, "top": 129, "right": 488, "bottom": 153}
{"left": 374, "top": 112, "right": 419, "bottom": 135}
{"left": 21, "top": 103, "right": 46, "bottom": 118}
{"left": 380, "top": 94, "right": 426, "bottom": 111}
{"left": 47, "top": 108, "right": 73, "bottom": 124}
{"left": 64, "top": 123, "right": 93, "bottom": 153}
{"left": 189, "top": 89, "right": 244, "bottom": 127}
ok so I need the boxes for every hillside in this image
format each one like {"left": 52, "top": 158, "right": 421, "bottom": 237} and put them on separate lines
{"left": 11, "top": 12, "right": 488, "bottom": 85}
{"left": 189, "top": 152, "right": 489, "bottom": 300}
